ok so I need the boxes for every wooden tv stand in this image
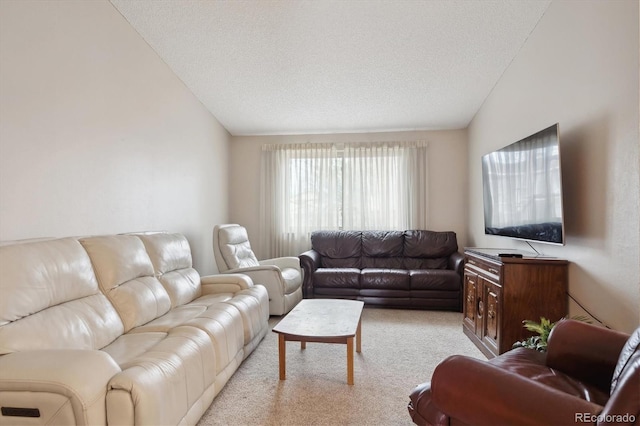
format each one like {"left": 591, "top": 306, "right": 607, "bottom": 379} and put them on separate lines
{"left": 462, "top": 248, "right": 568, "bottom": 358}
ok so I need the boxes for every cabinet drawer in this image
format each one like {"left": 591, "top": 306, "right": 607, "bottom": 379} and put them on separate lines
{"left": 465, "top": 256, "right": 501, "bottom": 280}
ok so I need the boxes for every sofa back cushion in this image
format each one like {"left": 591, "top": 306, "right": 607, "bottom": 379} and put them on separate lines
{"left": 312, "top": 230, "right": 362, "bottom": 268}
{"left": 138, "top": 232, "right": 202, "bottom": 308}
{"left": 361, "top": 231, "right": 404, "bottom": 269}
{"left": 215, "top": 225, "right": 260, "bottom": 270}
{"left": 311, "top": 230, "right": 459, "bottom": 270}
{"left": 80, "top": 235, "right": 171, "bottom": 332}
{"left": 0, "top": 238, "right": 124, "bottom": 354}
{"left": 403, "top": 230, "right": 458, "bottom": 269}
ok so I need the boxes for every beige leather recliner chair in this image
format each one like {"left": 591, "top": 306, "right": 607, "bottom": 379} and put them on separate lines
{"left": 213, "top": 224, "right": 303, "bottom": 315}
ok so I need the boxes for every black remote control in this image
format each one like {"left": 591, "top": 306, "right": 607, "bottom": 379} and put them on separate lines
{"left": 499, "top": 253, "right": 523, "bottom": 258}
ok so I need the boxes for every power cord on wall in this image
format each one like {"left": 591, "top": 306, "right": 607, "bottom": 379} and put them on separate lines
{"left": 567, "top": 292, "right": 611, "bottom": 329}
{"left": 522, "top": 241, "right": 610, "bottom": 329}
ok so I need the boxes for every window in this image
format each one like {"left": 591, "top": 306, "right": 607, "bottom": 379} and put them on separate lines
{"left": 260, "top": 141, "right": 428, "bottom": 257}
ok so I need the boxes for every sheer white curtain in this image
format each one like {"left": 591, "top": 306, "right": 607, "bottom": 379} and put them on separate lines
{"left": 260, "top": 141, "right": 429, "bottom": 258}
{"left": 342, "top": 142, "right": 429, "bottom": 230}
{"left": 260, "top": 143, "right": 340, "bottom": 257}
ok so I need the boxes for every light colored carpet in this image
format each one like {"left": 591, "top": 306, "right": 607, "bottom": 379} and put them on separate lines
{"left": 198, "top": 308, "right": 486, "bottom": 426}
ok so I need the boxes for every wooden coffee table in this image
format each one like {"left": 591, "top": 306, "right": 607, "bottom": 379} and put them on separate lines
{"left": 272, "top": 299, "right": 364, "bottom": 385}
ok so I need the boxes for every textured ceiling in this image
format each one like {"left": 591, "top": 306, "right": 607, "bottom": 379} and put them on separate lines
{"left": 110, "top": 0, "right": 550, "bottom": 136}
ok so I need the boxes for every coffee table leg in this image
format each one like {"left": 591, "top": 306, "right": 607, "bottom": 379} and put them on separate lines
{"left": 347, "top": 336, "right": 354, "bottom": 385}
{"left": 356, "top": 318, "right": 362, "bottom": 353}
{"left": 279, "top": 334, "right": 286, "bottom": 380}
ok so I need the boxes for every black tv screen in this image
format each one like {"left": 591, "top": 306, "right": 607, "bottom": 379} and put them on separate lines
{"left": 482, "top": 123, "right": 565, "bottom": 245}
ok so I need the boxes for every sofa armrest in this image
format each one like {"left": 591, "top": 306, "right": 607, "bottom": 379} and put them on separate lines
{"left": 448, "top": 251, "right": 464, "bottom": 277}
{"left": 0, "top": 350, "right": 121, "bottom": 425}
{"left": 299, "top": 249, "right": 320, "bottom": 298}
{"left": 201, "top": 273, "right": 254, "bottom": 294}
{"left": 431, "top": 355, "right": 603, "bottom": 426}
{"left": 546, "top": 319, "right": 629, "bottom": 391}
{"left": 222, "top": 267, "right": 286, "bottom": 299}
{"left": 259, "top": 257, "right": 301, "bottom": 271}
{"left": 226, "top": 264, "right": 281, "bottom": 274}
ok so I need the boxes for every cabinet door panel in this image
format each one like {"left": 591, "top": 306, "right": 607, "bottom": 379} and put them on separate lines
{"left": 475, "top": 282, "right": 484, "bottom": 338}
{"left": 482, "top": 279, "right": 501, "bottom": 353}
{"left": 463, "top": 272, "right": 477, "bottom": 333}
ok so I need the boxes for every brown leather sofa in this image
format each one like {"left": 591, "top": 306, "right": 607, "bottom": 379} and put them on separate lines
{"left": 408, "top": 319, "right": 640, "bottom": 426}
{"left": 298, "top": 230, "right": 463, "bottom": 310}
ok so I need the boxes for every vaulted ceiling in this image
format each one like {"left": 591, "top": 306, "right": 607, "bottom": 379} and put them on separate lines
{"left": 111, "top": 0, "right": 551, "bottom": 136}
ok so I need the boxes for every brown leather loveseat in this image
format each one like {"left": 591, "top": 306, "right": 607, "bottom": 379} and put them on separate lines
{"left": 408, "top": 319, "right": 640, "bottom": 426}
{"left": 299, "top": 230, "right": 463, "bottom": 310}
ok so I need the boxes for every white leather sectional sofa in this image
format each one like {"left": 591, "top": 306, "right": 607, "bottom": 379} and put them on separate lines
{"left": 0, "top": 232, "right": 269, "bottom": 425}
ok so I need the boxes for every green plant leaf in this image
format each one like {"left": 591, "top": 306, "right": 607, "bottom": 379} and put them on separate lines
{"left": 514, "top": 316, "right": 589, "bottom": 352}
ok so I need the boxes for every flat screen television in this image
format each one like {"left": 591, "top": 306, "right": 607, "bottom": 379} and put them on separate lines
{"left": 482, "top": 123, "right": 565, "bottom": 245}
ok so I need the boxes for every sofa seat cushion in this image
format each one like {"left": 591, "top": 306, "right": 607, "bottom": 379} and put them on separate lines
{"left": 361, "top": 269, "right": 410, "bottom": 290}
{"left": 187, "top": 293, "right": 236, "bottom": 307}
{"left": 314, "top": 268, "right": 361, "bottom": 288}
{"left": 176, "top": 287, "right": 268, "bottom": 353}
{"left": 182, "top": 304, "right": 245, "bottom": 376}
{"left": 221, "top": 288, "right": 270, "bottom": 355}
{"left": 128, "top": 287, "right": 267, "bottom": 363}
{"left": 101, "top": 332, "right": 167, "bottom": 367}
{"left": 106, "top": 326, "right": 216, "bottom": 426}
{"left": 313, "top": 269, "right": 361, "bottom": 297}
{"left": 321, "top": 257, "right": 362, "bottom": 269}
{"left": 409, "top": 269, "right": 461, "bottom": 291}
{"left": 107, "top": 293, "right": 247, "bottom": 379}
{"left": 490, "top": 348, "right": 610, "bottom": 406}
{"left": 127, "top": 305, "right": 209, "bottom": 333}
{"left": 123, "top": 301, "right": 244, "bottom": 378}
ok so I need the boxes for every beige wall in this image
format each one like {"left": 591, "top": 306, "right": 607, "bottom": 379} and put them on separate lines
{"left": 229, "top": 130, "right": 468, "bottom": 259}
{"left": 468, "top": 0, "right": 639, "bottom": 332}
{"left": 0, "top": 1, "right": 230, "bottom": 274}
{"left": 3, "top": 0, "right": 636, "bottom": 332}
